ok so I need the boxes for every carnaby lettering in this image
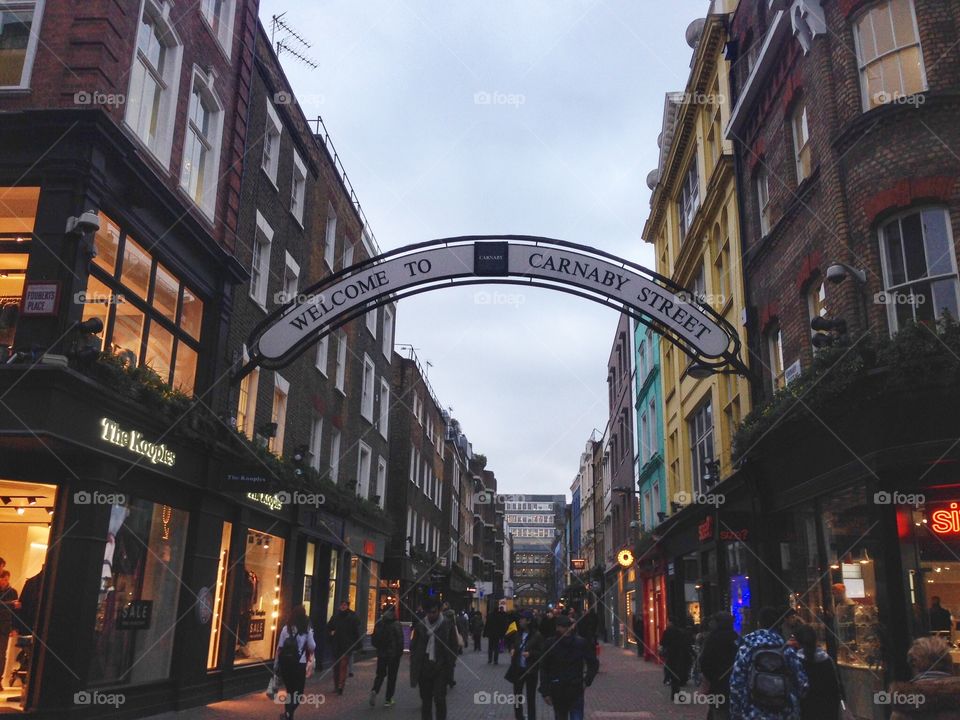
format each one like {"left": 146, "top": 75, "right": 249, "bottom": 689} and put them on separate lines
{"left": 528, "top": 253, "right": 630, "bottom": 291}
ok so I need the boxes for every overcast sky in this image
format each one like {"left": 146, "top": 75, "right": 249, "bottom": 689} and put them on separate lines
{"left": 258, "top": 0, "right": 708, "bottom": 498}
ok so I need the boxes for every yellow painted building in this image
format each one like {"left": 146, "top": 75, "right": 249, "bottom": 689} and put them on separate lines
{"left": 642, "top": 2, "right": 750, "bottom": 514}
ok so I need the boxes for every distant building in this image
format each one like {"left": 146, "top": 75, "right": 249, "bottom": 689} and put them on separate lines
{"left": 508, "top": 494, "right": 566, "bottom": 609}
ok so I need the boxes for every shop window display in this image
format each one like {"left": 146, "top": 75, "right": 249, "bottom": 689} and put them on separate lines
{"left": 234, "top": 530, "right": 283, "bottom": 665}
{"left": 90, "top": 498, "right": 188, "bottom": 685}
{"left": 0, "top": 187, "right": 39, "bottom": 359}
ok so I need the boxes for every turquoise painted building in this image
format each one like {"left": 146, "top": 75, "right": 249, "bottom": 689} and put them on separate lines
{"left": 633, "top": 321, "right": 666, "bottom": 530}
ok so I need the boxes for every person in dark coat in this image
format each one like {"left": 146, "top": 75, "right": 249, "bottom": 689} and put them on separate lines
{"left": 328, "top": 600, "right": 361, "bottom": 694}
{"left": 660, "top": 616, "right": 693, "bottom": 702}
{"left": 456, "top": 610, "right": 470, "bottom": 655}
{"left": 578, "top": 607, "right": 599, "bottom": 645}
{"left": 410, "top": 598, "right": 458, "bottom": 720}
{"left": 699, "top": 612, "right": 739, "bottom": 720}
{"left": 888, "top": 636, "right": 960, "bottom": 720}
{"left": 539, "top": 609, "right": 556, "bottom": 640}
{"left": 507, "top": 610, "right": 544, "bottom": 720}
{"left": 369, "top": 605, "right": 404, "bottom": 707}
{"left": 485, "top": 606, "right": 507, "bottom": 665}
{"left": 632, "top": 613, "right": 643, "bottom": 656}
{"left": 539, "top": 614, "right": 599, "bottom": 720}
{"left": 793, "top": 623, "right": 841, "bottom": 720}
{"left": 0, "top": 571, "right": 19, "bottom": 688}
{"left": 14, "top": 567, "right": 42, "bottom": 636}
{"left": 469, "top": 610, "right": 484, "bottom": 651}
{"left": 929, "top": 597, "right": 953, "bottom": 633}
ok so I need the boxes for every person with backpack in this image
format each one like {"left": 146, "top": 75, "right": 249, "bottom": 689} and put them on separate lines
{"left": 699, "top": 612, "right": 740, "bottom": 720}
{"left": 274, "top": 605, "right": 316, "bottom": 720}
{"left": 793, "top": 623, "right": 841, "bottom": 720}
{"left": 729, "top": 607, "right": 809, "bottom": 720}
{"left": 369, "top": 605, "right": 404, "bottom": 707}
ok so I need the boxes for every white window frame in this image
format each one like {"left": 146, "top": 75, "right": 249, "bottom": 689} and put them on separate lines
{"left": 179, "top": 67, "right": 224, "bottom": 219}
{"left": 409, "top": 446, "right": 417, "bottom": 485}
{"left": 378, "top": 378, "right": 390, "bottom": 439}
{"left": 309, "top": 417, "right": 323, "bottom": 471}
{"left": 329, "top": 428, "right": 341, "bottom": 483}
{"left": 878, "top": 207, "right": 960, "bottom": 334}
{"left": 269, "top": 373, "right": 289, "bottom": 455}
{"left": 0, "top": 0, "right": 45, "bottom": 90}
{"left": 678, "top": 150, "right": 700, "bottom": 240}
{"left": 688, "top": 398, "right": 714, "bottom": 497}
{"left": 290, "top": 149, "right": 306, "bottom": 225}
{"left": 236, "top": 344, "right": 259, "bottom": 439}
{"left": 366, "top": 307, "right": 378, "bottom": 338}
{"left": 280, "top": 251, "right": 299, "bottom": 305}
{"left": 757, "top": 167, "right": 771, "bottom": 236}
{"left": 853, "top": 0, "right": 927, "bottom": 111}
{"left": 199, "top": 0, "right": 235, "bottom": 58}
{"left": 360, "top": 354, "right": 376, "bottom": 422}
{"left": 334, "top": 329, "right": 347, "bottom": 394}
{"left": 124, "top": 0, "right": 182, "bottom": 166}
{"left": 357, "top": 441, "right": 372, "bottom": 499}
{"left": 315, "top": 334, "right": 329, "bottom": 376}
{"left": 324, "top": 205, "right": 337, "bottom": 270}
{"left": 382, "top": 307, "right": 394, "bottom": 359}
{"left": 792, "top": 101, "right": 811, "bottom": 183}
{"left": 261, "top": 99, "right": 282, "bottom": 186}
{"left": 376, "top": 457, "right": 387, "bottom": 509}
{"left": 249, "top": 211, "right": 273, "bottom": 309}
{"left": 767, "top": 323, "right": 786, "bottom": 391}
{"left": 342, "top": 241, "right": 354, "bottom": 270}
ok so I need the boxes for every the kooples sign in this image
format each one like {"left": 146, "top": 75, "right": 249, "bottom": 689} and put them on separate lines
{"left": 252, "top": 239, "right": 737, "bottom": 367}
{"left": 99, "top": 418, "right": 176, "bottom": 467}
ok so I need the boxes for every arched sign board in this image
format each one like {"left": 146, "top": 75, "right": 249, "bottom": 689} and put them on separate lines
{"left": 239, "top": 236, "right": 748, "bottom": 379}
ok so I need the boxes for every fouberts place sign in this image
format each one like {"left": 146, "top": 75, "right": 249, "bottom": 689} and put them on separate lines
{"left": 243, "top": 237, "right": 745, "bottom": 376}
{"left": 99, "top": 418, "right": 176, "bottom": 467}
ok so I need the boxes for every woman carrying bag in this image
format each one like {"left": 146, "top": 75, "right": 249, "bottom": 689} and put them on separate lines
{"left": 273, "top": 605, "right": 316, "bottom": 720}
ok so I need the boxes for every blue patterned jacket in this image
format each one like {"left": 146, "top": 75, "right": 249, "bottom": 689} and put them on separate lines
{"left": 728, "top": 629, "right": 809, "bottom": 720}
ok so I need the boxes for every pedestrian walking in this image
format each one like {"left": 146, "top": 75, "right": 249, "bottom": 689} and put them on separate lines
{"left": 729, "top": 607, "right": 808, "bottom": 720}
{"left": 632, "top": 613, "right": 643, "bottom": 657}
{"left": 470, "top": 610, "right": 484, "bottom": 651}
{"left": 577, "top": 608, "right": 599, "bottom": 657}
{"left": 369, "top": 605, "right": 403, "bottom": 708}
{"left": 793, "top": 624, "right": 841, "bottom": 720}
{"left": 539, "top": 609, "right": 556, "bottom": 641}
{"left": 506, "top": 610, "right": 544, "bottom": 720}
{"left": 348, "top": 602, "right": 362, "bottom": 677}
{"left": 485, "top": 605, "right": 507, "bottom": 665}
{"left": 456, "top": 610, "right": 470, "bottom": 655}
{"left": 660, "top": 616, "right": 694, "bottom": 702}
{"left": 442, "top": 602, "right": 463, "bottom": 687}
{"left": 328, "top": 599, "right": 361, "bottom": 695}
{"left": 539, "top": 614, "right": 599, "bottom": 720}
{"left": 888, "top": 636, "right": 960, "bottom": 720}
{"left": 273, "top": 605, "right": 316, "bottom": 720}
{"left": 410, "top": 598, "right": 458, "bottom": 720}
{"left": 699, "top": 612, "right": 739, "bottom": 720}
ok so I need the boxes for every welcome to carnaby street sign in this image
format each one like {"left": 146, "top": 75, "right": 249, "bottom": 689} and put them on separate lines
{"left": 239, "top": 236, "right": 747, "bottom": 379}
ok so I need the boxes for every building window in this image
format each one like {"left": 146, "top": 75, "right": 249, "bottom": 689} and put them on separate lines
{"left": 767, "top": 321, "right": 786, "bottom": 391}
{"left": 81, "top": 211, "right": 204, "bottom": 394}
{"left": 879, "top": 208, "right": 960, "bottom": 333}
{"left": 379, "top": 378, "right": 390, "bottom": 439}
{"left": 376, "top": 457, "right": 387, "bottom": 509}
{"left": 236, "top": 345, "right": 258, "bottom": 438}
{"left": 324, "top": 205, "right": 337, "bottom": 270}
{"left": 382, "top": 307, "right": 394, "bottom": 358}
{"left": 678, "top": 150, "right": 699, "bottom": 240}
{"left": 854, "top": 0, "right": 926, "bottom": 111}
{"left": 756, "top": 167, "right": 771, "bottom": 236}
{"left": 0, "top": 0, "right": 44, "bottom": 89}
{"left": 640, "top": 412, "right": 649, "bottom": 464}
{"left": 249, "top": 211, "right": 272, "bottom": 309}
{"left": 280, "top": 251, "right": 299, "bottom": 306}
{"left": 200, "top": 0, "right": 234, "bottom": 56}
{"left": 648, "top": 398, "right": 657, "bottom": 456}
{"left": 233, "top": 529, "right": 284, "bottom": 666}
{"left": 342, "top": 241, "right": 354, "bottom": 270}
{"left": 366, "top": 307, "right": 378, "bottom": 337}
{"left": 309, "top": 417, "right": 322, "bottom": 471}
{"left": 334, "top": 329, "right": 347, "bottom": 393}
{"left": 688, "top": 399, "right": 714, "bottom": 496}
{"left": 808, "top": 279, "right": 827, "bottom": 343}
{"left": 329, "top": 429, "right": 341, "bottom": 483}
{"left": 125, "top": 0, "right": 182, "bottom": 165}
{"left": 357, "top": 442, "right": 372, "bottom": 499}
{"left": 269, "top": 373, "right": 289, "bottom": 455}
{"left": 180, "top": 69, "right": 224, "bottom": 218}
{"left": 290, "top": 150, "right": 306, "bottom": 225}
{"left": 315, "top": 334, "right": 328, "bottom": 375}
{"left": 361, "top": 354, "right": 375, "bottom": 421}
{"left": 261, "top": 100, "right": 282, "bottom": 185}
{"left": 791, "top": 101, "right": 812, "bottom": 183}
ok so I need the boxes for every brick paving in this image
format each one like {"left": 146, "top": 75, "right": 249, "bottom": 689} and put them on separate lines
{"left": 149, "top": 641, "right": 706, "bottom": 720}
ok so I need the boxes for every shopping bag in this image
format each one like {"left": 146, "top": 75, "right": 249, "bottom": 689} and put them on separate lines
{"left": 266, "top": 673, "right": 278, "bottom": 700}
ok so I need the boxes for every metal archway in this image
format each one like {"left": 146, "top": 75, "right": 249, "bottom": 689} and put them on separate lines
{"left": 238, "top": 236, "right": 748, "bottom": 379}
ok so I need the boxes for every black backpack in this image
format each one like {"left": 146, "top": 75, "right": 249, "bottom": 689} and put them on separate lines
{"left": 748, "top": 644, "right": 791, "bottom": 712}
{"left": 278, "top": 625, "right": 305, "bottom": 669}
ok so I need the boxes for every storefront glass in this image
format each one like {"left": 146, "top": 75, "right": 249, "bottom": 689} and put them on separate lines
{"left": 366, "top": 561, "right": 379, "bottom": 633}
{"left": 349, "top": 555, "right": 359, "bottom": 611}
{"left": 778, "top": 505, "right": 825, "bottom": 634}
{"left": 327, "top": 551, "right": 339, "bottom": 621}
{"left": 206, "top": 521, "right": 231, "bottom": 670}
{"left": 234, "top": 529, "right": 284, "bottom": 665}
{"left": 303, "top": 541, "right": 315, "bottom": 617}
{"left": 0, "top": 187, "right": 38, "bottom": 357}
{"left": 90, "top": 498, "right": 189, "bottom": 685}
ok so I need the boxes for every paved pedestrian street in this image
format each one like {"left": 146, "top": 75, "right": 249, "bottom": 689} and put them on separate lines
{"left": 149, "top": 643, "right": 705, "bottom": 720}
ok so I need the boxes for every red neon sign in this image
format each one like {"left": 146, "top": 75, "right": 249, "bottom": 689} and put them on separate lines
{"left": 930, "top": 503, "right": 960, "bottom": 535}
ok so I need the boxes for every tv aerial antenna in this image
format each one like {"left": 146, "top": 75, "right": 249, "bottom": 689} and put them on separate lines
{"left": 271, "top": 13, "right": 318, "bottom": 69}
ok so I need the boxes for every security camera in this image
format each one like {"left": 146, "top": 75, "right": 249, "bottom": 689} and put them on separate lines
{"left": 825, "top": 264, "right": 848, "bottom": 285}
{"left": 66, "top": 210, "right": 101, "bottom": 235}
